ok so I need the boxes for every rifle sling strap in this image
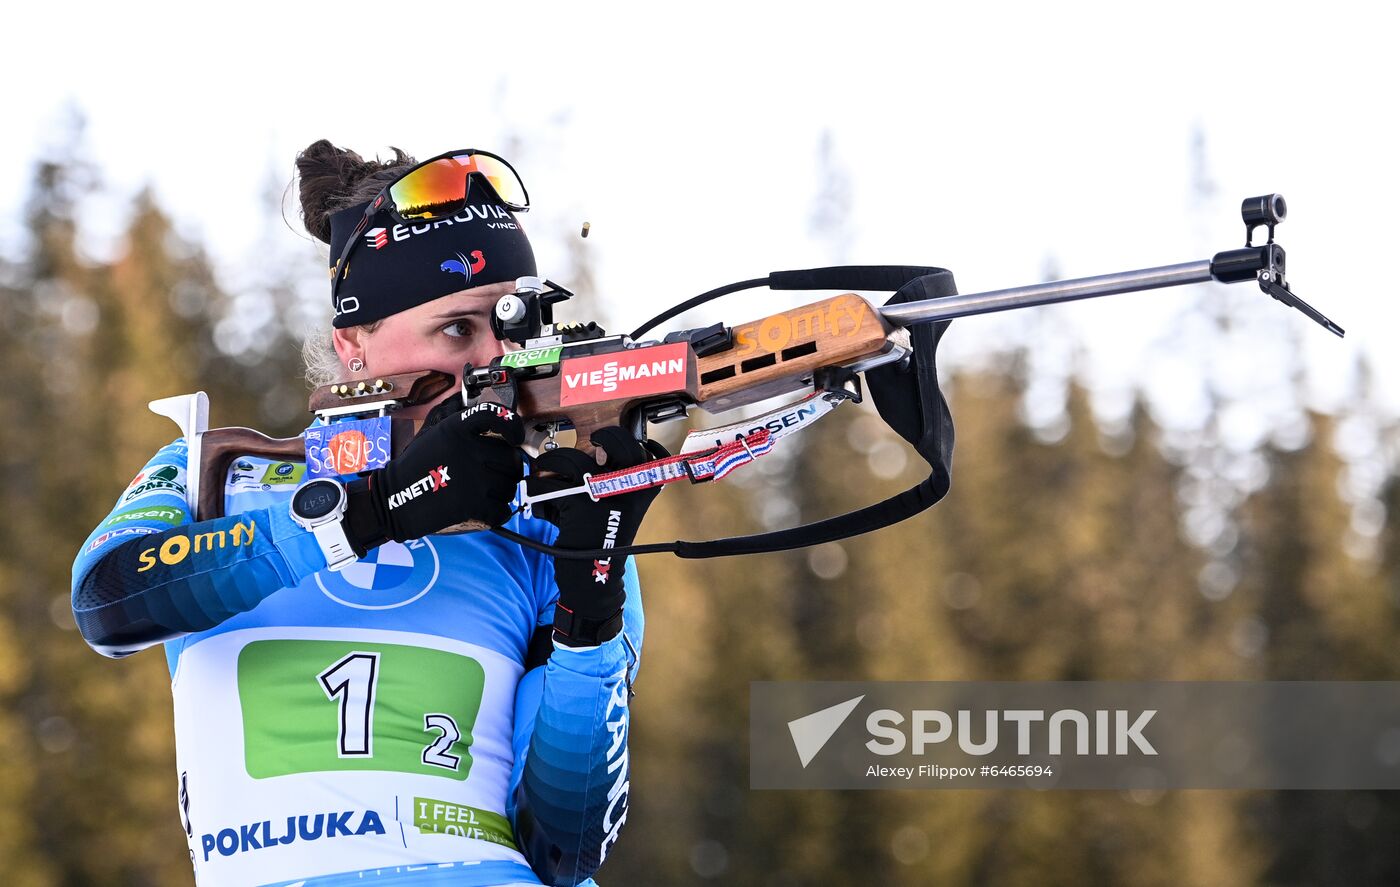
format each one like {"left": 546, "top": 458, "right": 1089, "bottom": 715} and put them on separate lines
{"left": 669, "top": 269, "right": 956, "bottom": 558}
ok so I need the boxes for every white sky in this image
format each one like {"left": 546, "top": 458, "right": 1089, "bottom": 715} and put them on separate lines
{"left": 3, "top": 1, "right": 1397, "bottom": 442}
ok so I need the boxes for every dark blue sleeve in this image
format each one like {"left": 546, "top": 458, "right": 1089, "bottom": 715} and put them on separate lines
{"left": 506, "top": 557, "right": 644, "bottom": 886}
{"left": 71, "top": 439, "right": 326, "bottom": 658}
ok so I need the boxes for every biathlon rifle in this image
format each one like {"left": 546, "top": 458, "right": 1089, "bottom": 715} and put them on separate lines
{"left": 152, "top": 194, "right": 1342, "bottom": 559}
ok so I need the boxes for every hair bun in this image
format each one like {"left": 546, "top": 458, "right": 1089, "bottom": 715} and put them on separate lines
{"left": 295, "top": 140, "right": 412, "bottom": 244}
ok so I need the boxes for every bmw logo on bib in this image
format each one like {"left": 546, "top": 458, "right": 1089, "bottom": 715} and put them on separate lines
{"left": 316, "top": 538, "right": 440, "bottom": 610}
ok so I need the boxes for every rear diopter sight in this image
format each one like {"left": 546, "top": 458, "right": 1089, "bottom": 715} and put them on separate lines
{"left": 1242, "top": 194, "right": 1287, "bottom": 246}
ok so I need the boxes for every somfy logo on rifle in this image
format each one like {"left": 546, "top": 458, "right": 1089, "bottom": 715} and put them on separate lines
{"left": 388, "top": 466, "right": 451, "bottom": 510}
{"left": 732, "top": 295, "right": 872, "bottom": 357}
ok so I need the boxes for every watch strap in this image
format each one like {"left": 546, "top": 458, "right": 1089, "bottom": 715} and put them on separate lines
{"left": 312, "top": 519, "right": 358, "bottom": 572}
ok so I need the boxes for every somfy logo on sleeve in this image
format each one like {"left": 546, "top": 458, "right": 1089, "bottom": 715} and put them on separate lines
{"left": 316, "top": 538, "right": 440, "bottom": 610}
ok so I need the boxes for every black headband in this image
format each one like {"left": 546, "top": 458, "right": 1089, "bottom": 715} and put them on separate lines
{"left": 328, "top": 199, "right": 537, "bottom": 328}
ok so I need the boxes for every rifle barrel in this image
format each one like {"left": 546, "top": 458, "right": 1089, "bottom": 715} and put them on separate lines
{"left": 880, "top": 260, "right": 1214, "bottom": 327}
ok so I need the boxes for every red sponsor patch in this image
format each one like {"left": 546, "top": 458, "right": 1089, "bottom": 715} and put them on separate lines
{"left": 559, "top": 343, "right": 690, "bottom": 406}
{"left": 327, "top": 429, "right": 370, "bottom": 474}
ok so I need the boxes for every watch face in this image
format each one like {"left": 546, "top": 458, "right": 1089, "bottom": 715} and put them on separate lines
{"left": 293, "top": 480, "right": 342, "bottom": 520}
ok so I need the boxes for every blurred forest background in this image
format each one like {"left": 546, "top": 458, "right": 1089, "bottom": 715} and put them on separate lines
{"left": 2, "top": 121, "right": 1399, "bottom": 887}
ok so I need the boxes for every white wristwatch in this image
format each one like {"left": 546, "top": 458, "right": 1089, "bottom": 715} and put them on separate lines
{"left": 289, "top": 478, "right": 358, "bottom": 572}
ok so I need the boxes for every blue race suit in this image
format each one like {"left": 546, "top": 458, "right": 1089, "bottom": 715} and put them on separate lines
{"left": 71, "top": 438, "right": 640, "bottom": 887}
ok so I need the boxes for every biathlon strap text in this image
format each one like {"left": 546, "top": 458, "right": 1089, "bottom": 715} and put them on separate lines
{"left": 519, "top": 387, "right": 851, "bottom": 508}
{"left": 521, "top": 428, "right": 774, "bottom": 510}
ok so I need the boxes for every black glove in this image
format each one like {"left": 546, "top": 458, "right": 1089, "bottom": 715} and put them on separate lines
{"left": 344, "top": 402, "right": 525, "bottom": 554}
{"left": 528, "top": 426, "right": 668, "bottom": 647}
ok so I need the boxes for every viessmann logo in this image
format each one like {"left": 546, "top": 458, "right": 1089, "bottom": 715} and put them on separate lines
{"left": 787, "top": 696, "right": 1157, "bottom": 768}
{"left": 559, "top": 343, "right": 690, "bottom": 406}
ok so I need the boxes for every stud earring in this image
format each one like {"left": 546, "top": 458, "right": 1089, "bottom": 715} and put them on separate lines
{"left": 348, "top": 357, "right": 365, "bottom": 373}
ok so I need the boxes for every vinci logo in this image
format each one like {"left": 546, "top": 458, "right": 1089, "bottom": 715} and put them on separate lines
{"left": 364, "top": 227, "right": 389, "bottom": 250}
{"left": 559, "top": 343, "right": 690, "bottom": 406}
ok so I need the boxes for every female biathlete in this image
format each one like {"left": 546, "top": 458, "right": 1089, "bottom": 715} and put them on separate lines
{"left": 71, "top": 141, "right": 662, "bottom": 887}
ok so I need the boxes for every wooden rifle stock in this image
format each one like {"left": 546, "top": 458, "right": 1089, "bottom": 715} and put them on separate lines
{"left": 694, "top": 294, "right": 898, "bottom": 411}
{"left": 480, "top": 293, "right": 900, "bottom": 456}
{"left": 188, "top": 371, "right": 452, "bottom": 521}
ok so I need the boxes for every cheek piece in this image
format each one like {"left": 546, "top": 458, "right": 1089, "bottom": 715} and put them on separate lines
{"left": 328, "top": 198, "right": 537, "bottom": 329}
